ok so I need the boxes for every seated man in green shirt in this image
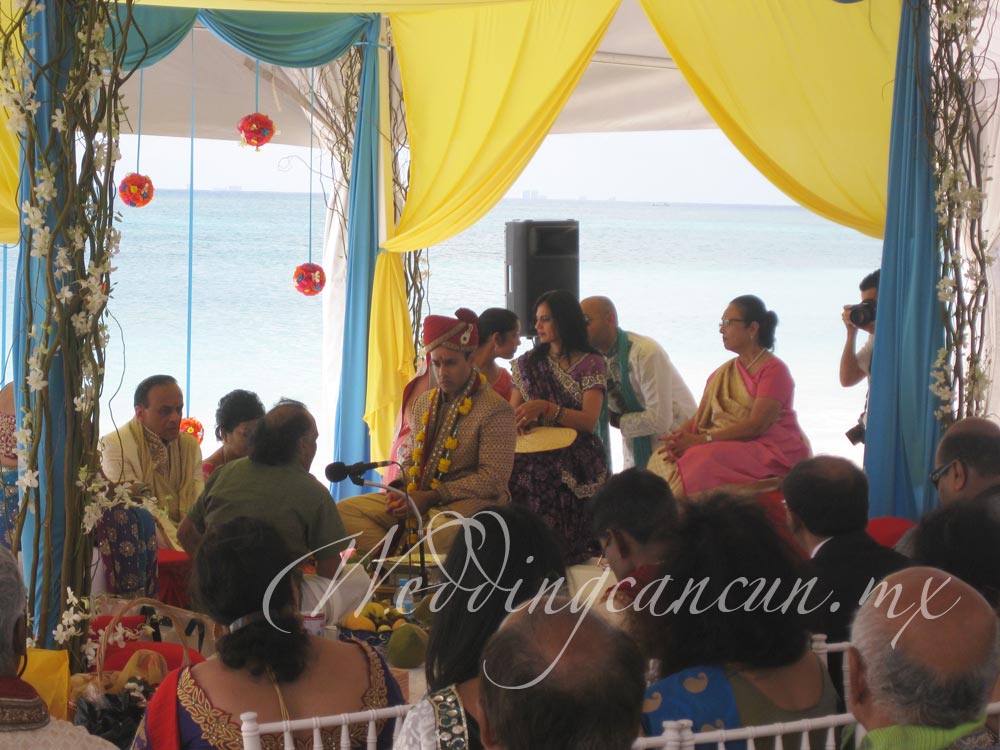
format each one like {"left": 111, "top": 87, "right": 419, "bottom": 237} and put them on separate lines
{"left": 178, "top": 399, "right": 348, "bottom": 578}
{"left": 848, "top": 567, "right": 999, "bottom": 750}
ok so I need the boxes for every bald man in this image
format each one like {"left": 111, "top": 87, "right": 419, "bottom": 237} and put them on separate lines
{"left": 931, "top": 417, "right": 1000, "bottom": 507}
{"left": 479, "top": 602, "right": 645, "bottom": 750}
{"left": 849, "top": 567, "right": 1000, "bottom": 749}
{"left": 898, "top": 417, "right": 1000, "bottom": 557}
{"left": 581, "top": 296, "right": 695, "bottom": 470}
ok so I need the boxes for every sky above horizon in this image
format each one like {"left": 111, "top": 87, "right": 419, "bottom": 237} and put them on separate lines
{"left": 118, "top": 128, "right": 796, "bottom": 206}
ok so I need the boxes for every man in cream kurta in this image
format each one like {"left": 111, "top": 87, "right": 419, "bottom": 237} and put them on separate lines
{"left": 338, "top": 309, "right": 516, "bottom": 557}
{"left": 582, "top": 296, "right": 696, "bottom": 470}
{"left": 99, "top": 375, "right": 203, "bottom": 548}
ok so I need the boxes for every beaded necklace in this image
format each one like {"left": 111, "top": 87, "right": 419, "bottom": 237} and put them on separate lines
{"left": 407, "top": 370, "right": 486, "bottom": 493}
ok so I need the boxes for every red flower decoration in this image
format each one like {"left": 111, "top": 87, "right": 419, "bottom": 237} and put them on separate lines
{"left": 237, "top": 112, "right": 276, "bottom": 150}
{"left": 294, "top": 262, "right": 326, "bottom": 296}
{"left": 179, "top": 417, "right": 204, "bottom": 444}
{"left": 118, "top": 173, "right": 154, "bottom": 208}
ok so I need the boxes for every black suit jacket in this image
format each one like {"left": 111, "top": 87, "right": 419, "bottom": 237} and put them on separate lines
{"left": 802, "top": 530, "right": 908, "bottom": 706}
{"left": 804, "top": 530, "right": 909, "bottom": 643}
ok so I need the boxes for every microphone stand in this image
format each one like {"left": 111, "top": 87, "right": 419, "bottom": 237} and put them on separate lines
{"left": 349, "top": 474, "right": 427, "bottom": 592}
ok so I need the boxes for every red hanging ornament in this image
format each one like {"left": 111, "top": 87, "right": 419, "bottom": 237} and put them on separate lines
{"left": 294, "top": 262, "right": 326, "bottom": 296}
{"left": 118, "top": 173, "right": 154, "bottom": 208}
{"left": 179, "top": 417, "right": 204, "bottom": 444}
{"left": 237, "top": 112, "right": 276, "bottom": 150}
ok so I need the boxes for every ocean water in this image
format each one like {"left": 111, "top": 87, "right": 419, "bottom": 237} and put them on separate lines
{"left": 0, "top": 191, "right": 880, "bottom": 469}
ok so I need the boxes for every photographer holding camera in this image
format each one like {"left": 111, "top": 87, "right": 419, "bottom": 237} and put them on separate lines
{"left": 840, "top": 270, "right": 879, "bottom": 444}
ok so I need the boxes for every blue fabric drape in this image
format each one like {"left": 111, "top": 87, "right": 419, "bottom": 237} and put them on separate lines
{"left": 199, "top": 11, "right": 373, "bottom": 68}
{"left": 331, "top": 18, "right": 381, "bottom": 501}
{"left": 116, "top": 7, "right": 372, "bottom": 71}
{"left": 116, "top": 7, "right": 198, "bottom": 70}
{"left": 864, "top": 0, "right": 941, "bottom": 519}
{"left": 17, "top": 6, "right": 72, "bottom": 643}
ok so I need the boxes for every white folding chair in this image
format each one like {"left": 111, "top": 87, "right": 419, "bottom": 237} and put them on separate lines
{"left": 810, "top": 633, "right": 852, "bottom": 702}
{"left": 632, "top": 713, "right": 856, "bottom": 750}
{"left": 631, "top": 700, "right": 1000, "bottom": 750}
{"left": 240, "top": 704, "right": 414, "bottom": 750}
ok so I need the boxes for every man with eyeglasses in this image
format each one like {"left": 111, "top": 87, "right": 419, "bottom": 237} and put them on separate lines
{"left": 896, "top": 416, "right": 1000, "bottom": 557}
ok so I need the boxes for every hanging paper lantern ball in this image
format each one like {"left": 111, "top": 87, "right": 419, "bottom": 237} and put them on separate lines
{"left": 118, "top": 173, "right": 154, "bottom": 208}
{"left": 294, "top": 262, "right": 326, "bottom": 296}
{"left": 237, "top": 112, "right": 276, "bottom": 150}
{"left": 179, "top": 417, "right": 204, "bottom": 444}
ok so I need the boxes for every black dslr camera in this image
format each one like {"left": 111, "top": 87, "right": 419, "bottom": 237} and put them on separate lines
{"left": 848, "top": 299, "right": 877, "bottom": 327}
{"left": 845, "top": 420, "right": 866, "bottom": 445}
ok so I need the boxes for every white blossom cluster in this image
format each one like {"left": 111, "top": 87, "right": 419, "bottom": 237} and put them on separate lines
{"left": 52, "top": 586, "right": 91, "bottom": 645}
{"left": 928, "top": 0, "right": 994, "bottom": 420}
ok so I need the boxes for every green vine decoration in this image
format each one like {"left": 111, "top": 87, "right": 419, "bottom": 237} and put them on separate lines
{"left": 925, "top": 0, "right": 995, "bottom": 424}
{"left": 0, "top": 0, "right": 141, "bottom": 655}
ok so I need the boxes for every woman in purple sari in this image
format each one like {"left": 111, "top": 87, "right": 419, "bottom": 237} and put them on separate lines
{"left": 510, "top": 290, "right": 609, "bottom": 563}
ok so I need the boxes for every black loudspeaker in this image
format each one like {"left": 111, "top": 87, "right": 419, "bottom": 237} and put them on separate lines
{"left": 505, "top": 220, "right": 579, "bottom": 334}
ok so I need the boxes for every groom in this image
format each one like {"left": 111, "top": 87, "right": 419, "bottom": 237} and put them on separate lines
{"left": 337, "top": 309, "right": 516, "bottom": 557}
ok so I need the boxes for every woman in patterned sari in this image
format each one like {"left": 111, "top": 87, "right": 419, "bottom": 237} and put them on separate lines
{"left": 132, "top": 517, "right": 403, "bottom": 750}
{"left": 509, "top": 290, "right": 608, "bottom": 563}
{"left": 648, "top": 295, "right": 810, "bottom": 500}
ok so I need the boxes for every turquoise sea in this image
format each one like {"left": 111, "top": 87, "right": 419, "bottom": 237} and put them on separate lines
{"left": 3, "top": 190, "right": 879, "bottom": 470}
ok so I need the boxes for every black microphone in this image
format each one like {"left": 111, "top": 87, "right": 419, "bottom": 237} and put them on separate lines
{"left": 325, "top": 460, "right": 395, "bottom": 483}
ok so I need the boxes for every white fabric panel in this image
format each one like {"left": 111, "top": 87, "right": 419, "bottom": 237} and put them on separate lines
{"left": 977, "top": 80, "right": 1000, "bottom": 419}
{"left": 119, "top": 27, "right": 315, "bottom": 145}
{"left": 119, "top": 1, "right": 708, "bottom": 142}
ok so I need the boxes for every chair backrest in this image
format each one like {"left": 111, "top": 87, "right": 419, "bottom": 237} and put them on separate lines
{"left": 810, "top": 634, "right": 852, "bottom": 700}
{"left": 632, "top": 713, "right": 856, "bottom": 750}
{"left": 631, "top": 701, "right": 1000, "bottom": 750}
{"left": 240, "top": 704, "right": 413, "bottom": 750}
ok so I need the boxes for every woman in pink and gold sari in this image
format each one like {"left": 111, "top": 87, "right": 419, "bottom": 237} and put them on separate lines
{"left": 648, "top": 295, "right": 810, "bottom": 499}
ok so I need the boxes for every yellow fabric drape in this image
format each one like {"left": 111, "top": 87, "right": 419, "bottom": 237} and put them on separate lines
{"left": 382, "top": 0, "right": 621, "bottom": 251}
{"left": 0, "top": 113, "right": 18, "bottom": 245}
{"left": 364, "top": 251, "right": 415, "bottom": 462}
{"left": 0, "top": 1, "right": 20, "bottom": 244}
{"left": 133, "top": 0, "right": 530, "bottom": 10}
{"left": 639, "top": 0, "right": 898, "bottom": 239}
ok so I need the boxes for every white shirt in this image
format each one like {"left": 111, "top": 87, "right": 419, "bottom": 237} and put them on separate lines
{"left": 615, "top": 331, "right": 697, "bottom": 469}
{"left": 857, "top": 335, "right": 874, "bottom": 376}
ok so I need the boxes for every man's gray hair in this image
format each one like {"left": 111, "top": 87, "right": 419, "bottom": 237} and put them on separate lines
{"left": 852, "top": 601, "right": 1000, "bottom": 727}
{"left": 0, "top": 547, "right": 27, "bottom": 674}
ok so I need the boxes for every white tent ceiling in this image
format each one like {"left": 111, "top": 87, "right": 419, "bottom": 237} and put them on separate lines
{"left": 117, "top": 0, "right": 713, "bottom": 145}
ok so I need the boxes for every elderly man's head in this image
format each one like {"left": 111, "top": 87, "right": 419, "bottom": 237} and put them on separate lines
{"left": 932, "top": 417, "right": 1000, "bottom": 506}
{"left": 849, "top": 567, "right": 999, "bottom": 731}
{"left": 0, "top": 547, "right": 27, "bottom": 676}
{"left": 479, "top": 602, "right": 644, "bottom": 750}
{"left": 249, "top": 400, "right": 318, "bottom": 471}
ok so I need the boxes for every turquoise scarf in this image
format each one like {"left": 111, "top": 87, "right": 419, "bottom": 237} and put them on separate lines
{"left": 615, "top": 329, "right": 653, "bottom": 468}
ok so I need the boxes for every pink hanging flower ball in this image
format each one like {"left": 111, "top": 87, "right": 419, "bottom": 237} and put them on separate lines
{"left": 294, "top": 262, "right": 326, "bottom": 297}
{"left": 118, "top": 173, "right": 154, "bottom": 208}
{"left": 237, "top": 112, "right": 276, "bottom": 150}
